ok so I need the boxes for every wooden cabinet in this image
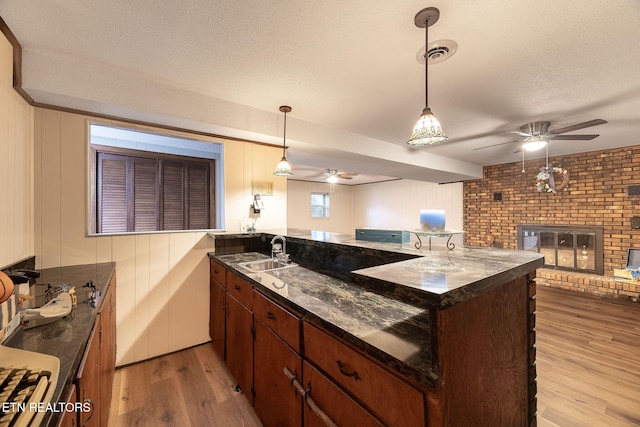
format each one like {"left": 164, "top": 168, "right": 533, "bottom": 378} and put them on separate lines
{"left": 99, "top": 282, "right": 116, "bottom": 427}
{"left": 302, "top": 361, "right": 383, "bottom": 427}
{"left": 209, "top": 279, "right": 226, "bottom": 359}
{"left": 75, "top": 275, "right": 117, "bottom": 427}
{"left": 225, "top": 292, "right": 254, "bottom": 403}
{"left": 253, "top": 317, "right": 303, "bottom": 427}
{"left": 216, "top": 265, "right": 426, "bottom": 427}
{"left": 210, "top": 259, "right": 227, "bottom": 359}
{"left": 304, "top": 323, "right": 426, "bottom": 427}
{"left": 56, "top": 384, "right": 77, "bottom": 427}
{"left": 76, "top": 316, "right": 101, "bottom": 426}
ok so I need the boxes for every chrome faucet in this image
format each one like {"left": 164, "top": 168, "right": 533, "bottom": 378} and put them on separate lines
{"left": 270, "top": 235, "right": 287, "bottom": 262}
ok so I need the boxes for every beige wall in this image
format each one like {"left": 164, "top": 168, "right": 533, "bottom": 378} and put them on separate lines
{"left": 287, "top": 178, "right": 464, "bottom": 248}
{"left": 352, "top": 180, "right": 464, "bottom": 248}
{"left": 33, "top": 109, "right": 287, "bottom": 366}
{"left": 0, "top": 33, "right": 34, "bottom": 268}
{"left": 287, "top": 180, "right": 354, "bottom": 234}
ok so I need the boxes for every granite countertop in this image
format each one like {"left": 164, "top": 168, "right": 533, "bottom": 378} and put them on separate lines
{"left": 209, "top": 229, "right": 543, "bottom": 389}
{"left": 211, "top": 228, "right": 544, "bottom": 308}
{"left": 214, "top": 252, "right": 436, "bottom": 388}
{"left": 4, "top": 262, "right": 115, "bottom": 426}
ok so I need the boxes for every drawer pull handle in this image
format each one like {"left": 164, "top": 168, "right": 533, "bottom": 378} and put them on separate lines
{"left": 214, "top": 269, "right": 219, "bottom": 274}
{"left": 266, "top": 311, "right": 277, "bottom": 320}
{"left": 336, "top": 360, "right": 361, "bottom": 381}
{"left": 234, "top": 284, "right": 241, "bottom": 290}
{"left": 284, "top": 367, "right": 337, "bottom": 427}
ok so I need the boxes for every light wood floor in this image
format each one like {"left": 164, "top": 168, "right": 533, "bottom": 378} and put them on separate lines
{"left": 536, "top": 286, "right": 640, "bottom": 426}
{"left": 108, "top": 286, "right": 640, "bottom": 426}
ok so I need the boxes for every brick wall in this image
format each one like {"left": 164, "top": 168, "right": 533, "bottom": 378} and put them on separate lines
{"left": 463, "top": 145, "right": 640, "bottom": 301}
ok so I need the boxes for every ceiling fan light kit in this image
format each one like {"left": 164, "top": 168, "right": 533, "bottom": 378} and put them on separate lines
{"left": 522, "top": 139, "right": 548, "bottom": 152}
{"left": 407, "top": 7, "right": 448, "bottom": 147}
{"left": 273, "top": 105, "right": 293, "bottom": 176}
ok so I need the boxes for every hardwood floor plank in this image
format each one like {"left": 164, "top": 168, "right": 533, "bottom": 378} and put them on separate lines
{"left": 109, "top": 285, "right": 639, "bottom": 426}
{"left": 109, "top": 344, "right": 261, "bottom": 427}
{"left": 536, "top": 286, "right": 640, "bottom": 427}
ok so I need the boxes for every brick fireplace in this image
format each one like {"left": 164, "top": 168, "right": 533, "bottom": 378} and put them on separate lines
{"left": 463, "top": 145, "right": 640, "bottom": 301}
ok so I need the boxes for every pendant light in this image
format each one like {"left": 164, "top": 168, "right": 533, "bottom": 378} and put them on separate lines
{"left": 274, "top": 105, "right": 293, "bottom": 176}
{"left": 407, "top": 7, "right": 448, "bottom": 146}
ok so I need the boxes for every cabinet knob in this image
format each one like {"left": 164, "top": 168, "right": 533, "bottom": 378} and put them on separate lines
{"left": 266, "top": 311, "right": 277, "bottom": 321}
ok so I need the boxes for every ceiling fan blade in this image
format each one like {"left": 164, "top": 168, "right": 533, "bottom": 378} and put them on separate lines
{"left": 473, "top": 140, "right": 518, "bottom": 151}
{"left": 338, "top": 175, "right": 354, "bottom": 180}
{"left": 548, "top": 134, "right": 599, "bottom": 140}
{"left": 549, "top": 119, "right": 607, "bottom": 135}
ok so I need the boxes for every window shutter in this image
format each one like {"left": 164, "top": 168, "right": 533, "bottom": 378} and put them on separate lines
{"left": 162, "top": 162, "right": 185, "bottom": 230}
{"left": 132, "top": 158, "right": 159, "bottom": 231}
{"left": 186, "top": 164, "right": 210, "bottom": 229}
{"left": 98, "top": 153, "right": 128, "bottom": 233}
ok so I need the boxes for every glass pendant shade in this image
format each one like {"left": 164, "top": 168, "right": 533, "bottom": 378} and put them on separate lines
{"left": 407, "top": 107, "right": 448, "bottom": 146}
{"left": 274, "top": 156, "right": 293, "bottom": 176}
{"left": 522, "top": 139, "right": 548, "bottom": 152}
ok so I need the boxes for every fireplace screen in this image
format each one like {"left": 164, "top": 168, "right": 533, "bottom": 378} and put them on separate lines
{"left": 518, "top": 225, "right": 603, "bottom": 274}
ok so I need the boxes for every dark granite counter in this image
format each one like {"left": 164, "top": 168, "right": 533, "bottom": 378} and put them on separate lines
{"left": 214, "top": 252, "right": 435, "bottom": 387}
{"left": 4, "top": 262, "right": 115, "bottom": 426}
{"left": 209, "top": 229, "right": 543, "bottom": 390}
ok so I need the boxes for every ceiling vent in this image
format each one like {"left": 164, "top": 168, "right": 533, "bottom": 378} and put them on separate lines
{"left": 417, "top": 39, "right": 458, "bottom": 65}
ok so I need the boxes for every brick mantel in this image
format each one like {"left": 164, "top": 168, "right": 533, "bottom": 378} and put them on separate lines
{"left": 463, "top": 145, "right": 640, "bottom": 301}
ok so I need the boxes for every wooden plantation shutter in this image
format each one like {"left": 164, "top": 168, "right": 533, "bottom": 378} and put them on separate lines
{"left": 161, "top": 161, "right": 185, "bottom": 230}
{"left": 97, "top": 150, "right": 212, "bottom": 233}
{"left": 132, "top": 158, "right": 159, "bottom": 231}
{"left": 97, "top": 153, "right": 128, "bottom": 233}
{"left": 161, "top": 160, "right": 211, "bottom": 230}
{"left": 186, "top": 163, "right": 210, "bottom": 229}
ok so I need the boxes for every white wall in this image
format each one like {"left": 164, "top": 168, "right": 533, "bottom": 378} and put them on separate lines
{"left": 353, "top": 179, "right": 464, "bottom": 248}
{"left": 33, "top": 109, "right": 287, "bottom": 366}
{"left": 0, "top": 33, "right": 34, "bottom": 268}
{"left": 286, "top": 178, "right": 464, "bottom": 248}
{"left": 287, "top": 180, "right": 354, "bottom": 234}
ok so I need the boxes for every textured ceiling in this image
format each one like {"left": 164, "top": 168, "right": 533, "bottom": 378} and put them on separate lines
{"left": 1, "top": 0, "right": 639, "bottom": 183}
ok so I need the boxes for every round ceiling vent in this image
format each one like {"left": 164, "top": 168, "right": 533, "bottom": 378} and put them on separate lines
{"left": 416, "top": 39, "right": 458, "bottom": 65}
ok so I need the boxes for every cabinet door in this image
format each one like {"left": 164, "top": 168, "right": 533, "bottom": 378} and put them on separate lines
{"left": 209, "top": 279, "right": 226, "bottom": 359}
{"left": 253, "top": 319, "right": 303, "bottom": 427}
{"left": 76, "top": 316, "right": 101, "bottom": 427}
{"left": 56, "top": 384, "right": 77, "bottom": 427}
{"left": 99, "top": 279, "right": 116, "bottom": 427}
{"left": 225, "top": 294, "right": 254, "bottom": 403}
{"left": 302, "top": 361, "right": 383, "bottom": 427}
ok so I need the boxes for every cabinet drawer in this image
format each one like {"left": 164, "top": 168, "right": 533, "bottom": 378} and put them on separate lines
{"left": 303, "top": 361, "right": 383, "bottom": 427}
{"left": 210, "top": 259, "right": 227, "bottom": 287}
{"left": 227, "top": 272, "right": 253, "bottom": 310}
{"left": 303, "top": 323, "right": 425, "bottom": 427}
{"left": 254, "top": 291, "right": 301, "bottom": 353}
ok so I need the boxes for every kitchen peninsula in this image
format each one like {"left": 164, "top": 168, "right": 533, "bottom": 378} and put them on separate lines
{"left": 208, "top": 229, "right": 543, "bottom": 426}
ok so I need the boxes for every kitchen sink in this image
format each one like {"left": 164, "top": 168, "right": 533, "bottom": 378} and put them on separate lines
{"left": 239, "top": 259, "right": 297, "bottom": 272}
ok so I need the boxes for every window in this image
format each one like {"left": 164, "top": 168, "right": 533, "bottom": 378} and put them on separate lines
{"left": 311, "top": 193, "right": 330, "bottom": 218}
{"left": 90, "top": 123, "right": 224, "bottom": 234}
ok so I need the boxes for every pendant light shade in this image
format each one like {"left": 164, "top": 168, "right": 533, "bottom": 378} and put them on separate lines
{"left": 274, "top": 105, "right": 293, "bottom": 176}
{"left": 407, "top": 7, "right": 448, "bottom": 146}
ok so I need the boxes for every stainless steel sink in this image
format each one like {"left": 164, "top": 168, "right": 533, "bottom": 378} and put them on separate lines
{"left": 239, "top": 259, "right": 297, "bottom": 272}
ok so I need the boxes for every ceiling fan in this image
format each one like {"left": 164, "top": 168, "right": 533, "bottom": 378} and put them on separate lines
{"left": 473, "top": 119, "right": 608, "bottom": 151}
{"left": 305, "top": 169, "right": 358, "bottom": 182}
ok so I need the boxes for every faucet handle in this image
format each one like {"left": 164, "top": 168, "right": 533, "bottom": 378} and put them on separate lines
{"left": 276, "top": 253, "right": 290, "bottom": 264}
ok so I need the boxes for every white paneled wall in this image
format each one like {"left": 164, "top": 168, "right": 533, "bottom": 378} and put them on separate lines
{"left": 353, "top": 180, "right": 463, "bottom": 248}
{"left": 286, "top": 178, "right": 464, "bottom": 248}
{"left": 0, "top": 34, "right": 34, "bottom": 268}
{"left": 33, "top": 109, "right": 286, "bottom": 366}
{"left": 287, "top": 181, "right": 354, "bottom": 234}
